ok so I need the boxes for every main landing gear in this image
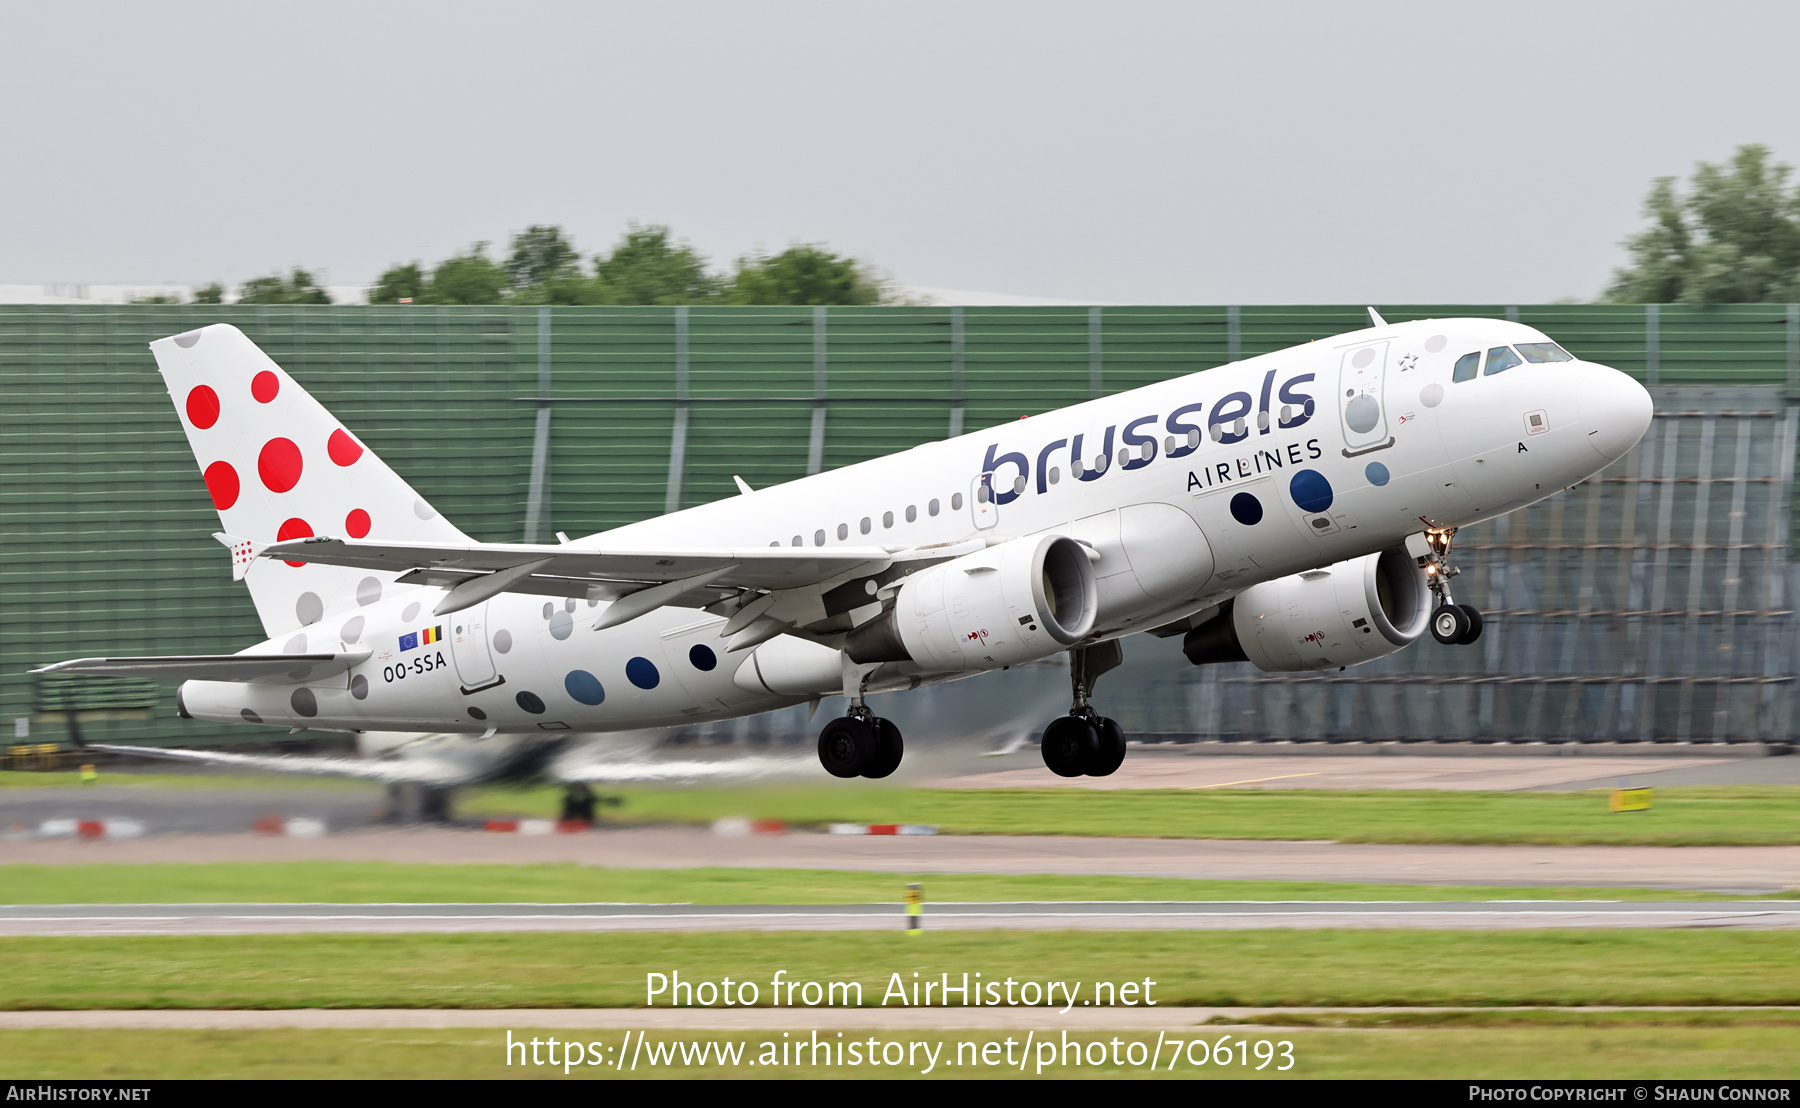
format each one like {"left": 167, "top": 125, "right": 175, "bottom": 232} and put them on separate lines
{"left": 1420, "top": 527, "right": 1484, "bottom": 646}
{"left": 817, "top": 711, "right": 904, "bottom": 779}
{"left": 1040, "top": 641, "right": 1128, "bottom": 778}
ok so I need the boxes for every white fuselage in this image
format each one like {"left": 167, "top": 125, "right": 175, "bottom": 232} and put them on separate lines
{"left": 179, "top": 317, "right": 1652, "bottom": 735}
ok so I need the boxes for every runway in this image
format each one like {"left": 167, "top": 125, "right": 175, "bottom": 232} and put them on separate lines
{"left": 6, "top": 899, "right": 1798, "bottom": 934}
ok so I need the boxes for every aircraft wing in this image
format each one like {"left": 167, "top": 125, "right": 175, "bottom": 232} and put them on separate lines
{"left": 262, "top": 537, "right": 891, "bottom": 598}
{"left": 81, "top": 743, "right": 468, "bottom": 786}
{"left": 32, "top": 650, "right": 369, "bottom": 684}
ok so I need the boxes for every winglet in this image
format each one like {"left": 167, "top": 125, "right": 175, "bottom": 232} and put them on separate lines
{"left": 1366, "top": 307, "right": 1387, "bottom": 328}
{"left": 213, "top": 533, "right": 264, "bottom": 581}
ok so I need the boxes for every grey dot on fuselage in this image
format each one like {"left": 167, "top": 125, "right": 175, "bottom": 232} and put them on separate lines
{"left": 493, "top": 629, "right": 513, "bottom": 654}
{"left": 1424, "top": 334, "right": 1447, "bottom": 353}
{"left": 340, "top": 615, "right": 365, "bottom": 644}
{"left": 357, "top": 577, "right": 382, "bottom": 606}
{"left": 414, "top": 499, "right": 436, "bottom": 520}
{"left": 1353, "top": 347, "right": 1375, "bottom": 369}
{"left": 284, "top": 633, "right": 307, "bottom": 654}
{"left": 296, "top": 592, "right": 323, "bottom": 626}
{"left": 1345, "top": 394, "right": 1381, "bottom": 433}
{"left": 290, "top": 687, "right": 317, "bottom": 717}
{"left": 402, "top": 601, "right": 421, "bottom": 622}
{"left": 548, "top": 611, "right": 574, "bottom": 640}
{"left": 174, "top": 330, "right": 203, "bottom": 348}
{"left": 1420, "top": 383, "right": 1445, "bottom": 408}
{"left": 350, "top": 674, "right": 368, "bottom": 700}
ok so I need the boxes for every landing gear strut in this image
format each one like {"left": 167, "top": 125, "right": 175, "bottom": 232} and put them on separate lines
{"left": 1041, "top": 641, "right": 1128, "bottom": 778}
{"left": 1420, "top": 527, "right": 1483, "bottom": 646}
{"left": 817, "top": 664, "right": 904, "bottom": 779}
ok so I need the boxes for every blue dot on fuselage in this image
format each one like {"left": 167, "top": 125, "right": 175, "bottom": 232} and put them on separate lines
{"left": 626, "top": 656, "right": 661, "bottom": 690}
{"left": 689, "top": 644, "right": 717, "bottom": 672}
{"left": 564, "top": 670, "right": 605, "bottom": 706}
{"left": 1230, "top": 492, "right": 1263, "bottom": 525}
{"left": 1365, "top": 461, "right": 1390, "bottom": 487}
{"left": 1290, "top": 469, "right": 1334, "bottom": 513}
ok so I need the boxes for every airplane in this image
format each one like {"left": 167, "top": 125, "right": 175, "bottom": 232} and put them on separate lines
{"left": 37, "top": 310, "right": 1654, "bottom": 785}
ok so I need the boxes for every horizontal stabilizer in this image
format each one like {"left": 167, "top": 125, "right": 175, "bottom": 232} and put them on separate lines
{"left": 33, "top": 649, "right": 370, "bottom": 684}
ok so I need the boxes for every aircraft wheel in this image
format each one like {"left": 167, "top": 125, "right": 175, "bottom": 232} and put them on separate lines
{"left": 1041, "top": 715, "right": 1099, "bottom": 778}
{"left": 1430, "top": 604, "right": 1470, "bottom": 646}
{"left": 1455, "top": 604, "right": 1484, "bottom": 646}
{"left": 1089, "top": 716, "right": 1127, "bottom": 777}
{"left": 818, "top": 716, "right": 876, "bottom": 778}
{"left": 861, "top": 717, "right": 905, "bottom": 779}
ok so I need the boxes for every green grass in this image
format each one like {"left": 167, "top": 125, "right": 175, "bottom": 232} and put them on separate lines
{"left": 0, "top": 862, "right": 1788, "bottom": 905}
{"left": 2, "top": 1024, "right": 1799, "bottom": 1079}
{"left": 462, "top": 782, "right": 1800, "bottom": 846}
{"left": 6, "top": 930, "right": 1800, "bottom": 1010}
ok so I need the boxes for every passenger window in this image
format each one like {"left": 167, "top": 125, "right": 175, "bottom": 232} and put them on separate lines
{"left": 1048, "top": 466, "right": 1061, "bottom": 485}
{"left": 1484, "top": 346, "right": 1522, "bottom": 376}
{"left": 929, "top": 499, "right": 940, "bottom": 516}
{"left": 1516, "top": 342, "right": 1574, "bottom": 363}
{"left": 906, "top": 505, "right": 917, "bottom": 522}
{"left": 860, "top": 517, "right": 871, "bottom": 535}
{"left": 1452, "top": 352, "right": 1480, "bottom": 382}
{"left": 883, "top": 511, "right": 894, "bottom": 528}
{"left": 814, "top": 529, "right": 826, "bottom": 546}
{"left": 791, "top": 535, "right": 802, "bottom": 547}
{"left": 951, "top": 493, "right": 963, "bottom": 510}
{"left": 837, "top": 523, "right": 848, "bottom": 541}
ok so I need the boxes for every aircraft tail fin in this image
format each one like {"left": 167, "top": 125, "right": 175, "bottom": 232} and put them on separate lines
{"left": 151, "top": 324, "right": 470, "bottom": 637}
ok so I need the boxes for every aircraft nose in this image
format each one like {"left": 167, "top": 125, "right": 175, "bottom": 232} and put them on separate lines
{"left": 1575, "top": 364, "right": 1654, "bottom": 461}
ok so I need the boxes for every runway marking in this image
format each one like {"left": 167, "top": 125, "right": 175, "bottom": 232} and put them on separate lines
{"left": 1186, "top": 772, "right": 1322, "bottom": 789}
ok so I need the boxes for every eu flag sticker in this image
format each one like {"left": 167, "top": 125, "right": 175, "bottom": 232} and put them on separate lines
{"left": 398, "top": 631, "right": 419, "bottom": 652}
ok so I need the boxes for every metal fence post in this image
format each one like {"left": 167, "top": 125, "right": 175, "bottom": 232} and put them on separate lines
{"left": 1646, "top": 304, "right": 1661, "bottom": 385}
{"left": 521, "top": 306, "right": 553, "bottom": 542}
{"left": 807, "top": 307, "right": 827, "bottom": 475}
{"left": 1088, "top": 306, "right": 1103, "bottom": 398}
{"left": 664, "top": 307, "right": 690, "bottom": 514}
{"left": 948, "top": 307, "right": 965, "bottom": 438}
{"left": 1226, "top": 305, "right": 1241, "bottom": 364}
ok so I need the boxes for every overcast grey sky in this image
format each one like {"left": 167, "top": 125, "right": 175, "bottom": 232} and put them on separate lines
{"left": 2, "top": 1, "right": 1796, "bottom": 303}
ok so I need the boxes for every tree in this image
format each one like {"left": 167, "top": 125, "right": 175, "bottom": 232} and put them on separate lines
{"left": 129, "top": 294, "right": 182, "bottom": 305}
{"left": 237, "top": 268, "right": 332, "bottom": 305}
{"left": 1605, "top": 144, "right": 1800, "bottom": 303}
{"left": 192, "top": 283, "right": 225, "bottom": 305}
{"left": 727, "top": 244, "right": 885, "bottom": 306}
{"left": 505, "top": 225, "right": 582, "bottom": 289}
{"left": 421, "top": 244, "right": 508, "bottom": 304}
{"left": 369, "top": 262, "right": 426, "bottom": 304}
{"left": 591, "top": 224, "right": 723, "bottom": 305}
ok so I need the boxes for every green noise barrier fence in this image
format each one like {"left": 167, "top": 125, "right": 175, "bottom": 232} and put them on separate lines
{"left": 3, "top": 303, "right": 1798, "bottom": 748}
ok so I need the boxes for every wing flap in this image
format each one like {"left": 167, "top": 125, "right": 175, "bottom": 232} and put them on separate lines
{"left": 33, "top": 649, "right": 370, "bottom": 684}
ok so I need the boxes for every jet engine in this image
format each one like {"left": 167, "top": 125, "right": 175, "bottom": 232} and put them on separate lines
{"left": 1182, "top": 545, "right": 1430, "bottom": 672}
{"left": 846, "top": 534, "right": 1098, "bottom": 671}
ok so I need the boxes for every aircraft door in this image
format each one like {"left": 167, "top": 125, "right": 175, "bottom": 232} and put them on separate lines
{"left": 449, "top": 601, "right": 501, "bottom": 692}
{"left": 1337, "top": 341, "right": 1394, "bottom": 456}
{"left": 970, "top": 473, "right": 998, "bottom": 530}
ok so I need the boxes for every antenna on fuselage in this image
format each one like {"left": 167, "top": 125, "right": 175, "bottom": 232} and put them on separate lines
{"left": 1366, "top": 307, "right": 1387, "bottom": 328}
{"left": 733, "top": 476, "right": 754, "bottom": 496}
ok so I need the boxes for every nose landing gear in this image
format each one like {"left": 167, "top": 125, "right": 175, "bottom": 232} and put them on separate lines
{"left": 1420, "top": 526, "right": 1484, "bottom": 646}
{"left": 1040, "top": 641, "right": 1129, "bottom": 778}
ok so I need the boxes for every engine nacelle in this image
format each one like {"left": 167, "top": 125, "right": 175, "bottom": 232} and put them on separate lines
{"left": 846, "top": 534, "right": 1098, "bottom": 672}
{"left": 1183, "top": 545, "right": 1430, "bottom": 672}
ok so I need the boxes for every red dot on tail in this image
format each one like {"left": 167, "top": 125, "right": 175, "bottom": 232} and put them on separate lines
{"left": 346, "top": 508, "right": 371, "bottom": 538}
{"left": 186, "top": 386, "right": 220, "bottom": 429}
{"left": 203, "top": 460, "right": 239, "bottom": 510}
{"left": 258, "top": 437, "right": 303, "bottom": 493}
{"left": 251, "top": 371, "right": 280, "bottom": 404}
{"left": 328, "top": 429, "right": 363, "bottom": 467}
{"left": 277, "top": 517, "right": 313, "bottom": 567}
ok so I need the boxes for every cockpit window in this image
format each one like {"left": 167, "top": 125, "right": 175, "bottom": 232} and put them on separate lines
{"left": 1484, "top": 346, "right": 1522, "bottom": 376}
{"left": 1452, "top": 351, "right": 1480, "bottom": 382}
{"left": 1516, "top": 342, "right": 1574, "bottom": 364}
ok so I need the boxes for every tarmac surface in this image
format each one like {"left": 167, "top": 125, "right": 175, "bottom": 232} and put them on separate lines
{"left": 4, "top": 899, "right": 1798, "bottom": 934}
{"left": 7, "top": 827, "right": 1798, "bottom": 893}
